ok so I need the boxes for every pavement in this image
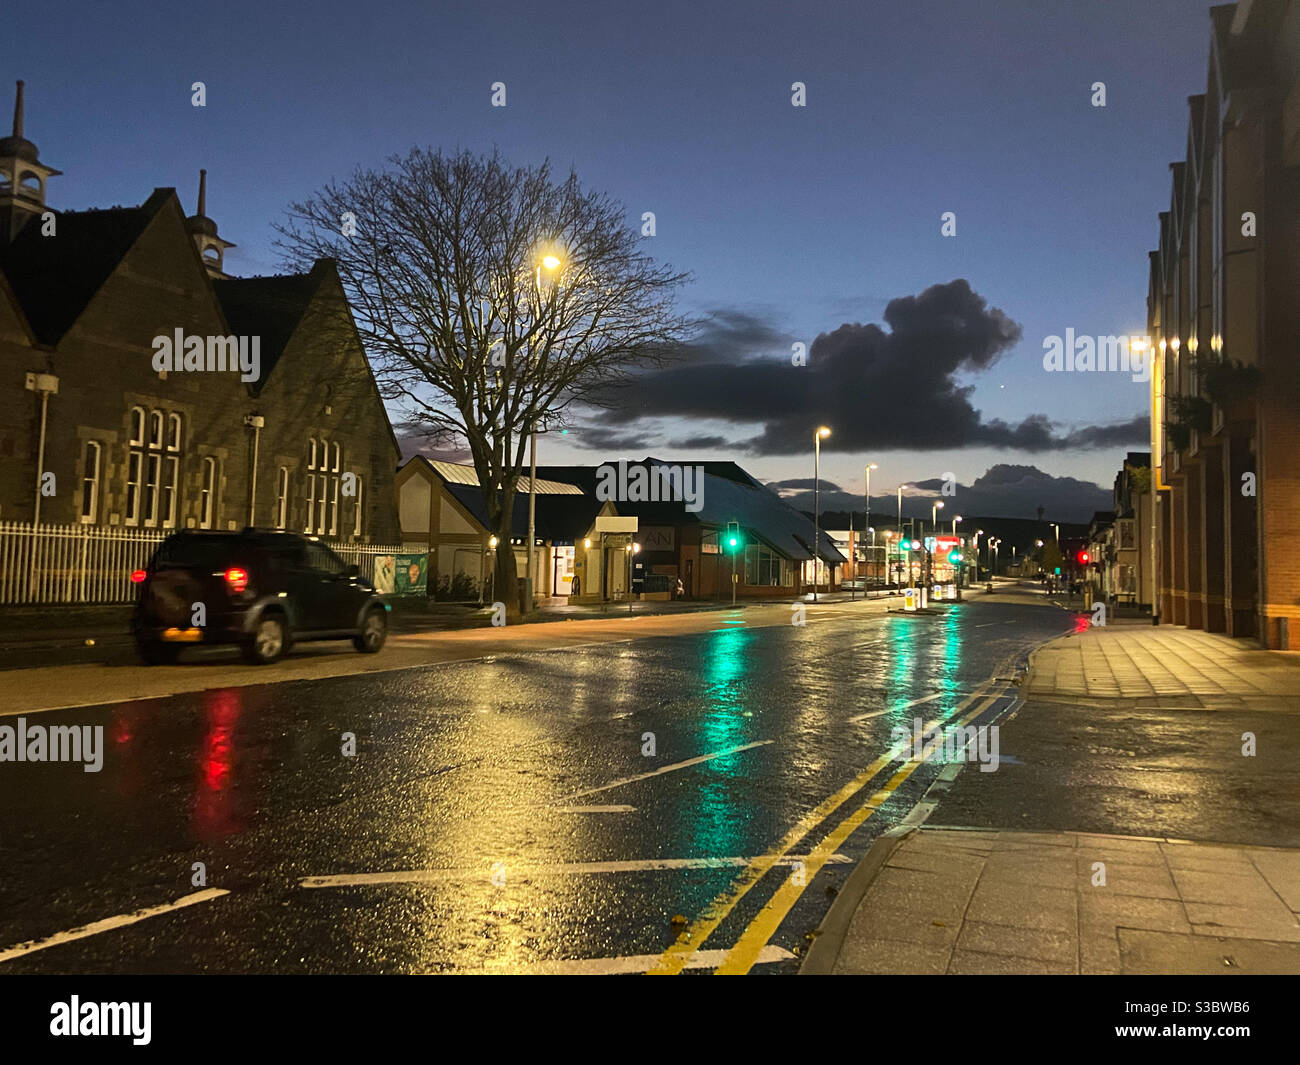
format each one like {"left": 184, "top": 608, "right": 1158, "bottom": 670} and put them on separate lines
{"left": 803, "top": 618, "right": 1300, "bottom": 974}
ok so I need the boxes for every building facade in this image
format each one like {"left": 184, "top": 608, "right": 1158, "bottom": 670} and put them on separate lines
{"left": 0, "top": 83, "right": 400, "bottom": 547}
{"left": 1148, "top": 0, "right": 1300, "bottom": 648}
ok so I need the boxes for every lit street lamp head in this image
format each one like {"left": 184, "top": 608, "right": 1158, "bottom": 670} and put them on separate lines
{"left": 541, "top": 254, "right": 561, "bottom": 271}
{"left": 816, "top": 426, "right": 832, "bottom": 439}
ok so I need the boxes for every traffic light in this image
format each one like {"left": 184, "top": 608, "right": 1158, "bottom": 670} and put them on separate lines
{"left": 948, "top": 550, "right": 963, "bottom": 564}
{"left": 1077, "top": 550, "right": 1090, "bottom": 565}
{"left": 726, "top": 521, "right": 741, "bottom": 550}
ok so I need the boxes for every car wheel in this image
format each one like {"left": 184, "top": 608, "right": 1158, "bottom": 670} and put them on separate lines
{"left": 353, "top": 608, "right": 387, "bottom": 654}
{"left": 243, "top": 615, "right": 287, "bottom": 665}
{"left": 136, "top": 640, "right": 182, "bottom": 666}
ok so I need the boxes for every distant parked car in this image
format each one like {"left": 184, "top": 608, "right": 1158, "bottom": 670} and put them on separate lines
{"left": 130, "top": 530, "right": 389, "bottom": 665}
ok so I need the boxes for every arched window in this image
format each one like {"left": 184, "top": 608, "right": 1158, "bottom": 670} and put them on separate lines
{"left": 199, "top": 457, "right": 217, "bottom": 529}
{"left": 352, "top": 475, "right": 364, "bottom": 538}
{"left": 129, "top": 407, "right": 145, "bottom": 446}
{"left": 166, "top": 412, "right": 183, "bottom": 452}
{"left": 80, "top": 441, "right": 101, "bottom": 525}
{"left": 148, "top": 410, "right": 163, "bottom": 449}
{"left": 275, "top": 467, "right": 290, "bottom": 530}
{"left": 328, "top": 443, "right": 342, "bottom": 535}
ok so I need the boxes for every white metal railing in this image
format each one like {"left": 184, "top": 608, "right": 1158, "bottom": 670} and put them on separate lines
{"left": 0, "top": 522, "right": 411, "bottom": 605}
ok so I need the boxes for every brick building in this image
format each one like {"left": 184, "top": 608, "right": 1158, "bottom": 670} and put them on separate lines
{"left": 1148, "top": 0, "right": 1300, "bottom": 648}
{"left": 0, "top": 82, "right": 399, "bottom": 542}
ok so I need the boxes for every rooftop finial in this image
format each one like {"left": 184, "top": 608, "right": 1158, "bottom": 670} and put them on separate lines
{"left": 197, "top": 168, "right": 207, "bottom": 216}
{"left": 13, "top": 80, "right": 24, "bottom": 139}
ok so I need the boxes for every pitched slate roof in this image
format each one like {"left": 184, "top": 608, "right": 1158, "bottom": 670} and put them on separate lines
{"left": 0, "top": 188, "right": 171, "bottom": 345}
{"left": 212, "top": 267, "right": 322, "bottom": 395}
{"left": 444, "top": 483, "right": 606, "bottom": 543}
{"left": 537, "top": 458, "right": 844, "bottom": 563}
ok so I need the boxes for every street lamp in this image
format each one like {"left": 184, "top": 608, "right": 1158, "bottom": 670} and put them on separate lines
{"left": 896, "top": 484, "right": 907, "bottom": 589}
{"left": 812, "top": 426, "right": 831, "bottom": 603}
{"left": 525, "top": 251, "right": 564, "bottom": 614}
{"left": 929, "top": 501, "right": 944, "bottom": 589}
{"left": 486, "top": 535, "right": 499, "bottom": 605}
{"left": 1051, "top": 523, "right": 1060, "bottom": 545}
{"left": 952, "top": 514, "right": 962, "bottom": 536}
{"left": 864, "top": 462, "right": 878, "bottom": 592}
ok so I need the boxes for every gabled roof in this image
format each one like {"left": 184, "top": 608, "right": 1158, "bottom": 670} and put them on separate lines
{"left": 401, "top": 455, "right": 584, "bottom": 495}
{"left": 212, "top": 266, "right": 324, "bottom": 395}
{"left": 538, "top": 458, "right": 845, "bottom": 563}
{"left": 0, "top": 188, "right": 171, "bottom": 345}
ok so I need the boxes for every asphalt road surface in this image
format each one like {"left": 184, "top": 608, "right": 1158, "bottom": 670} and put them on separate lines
{"left": 1, "top": 593, "right": 1082, "bottom": 974}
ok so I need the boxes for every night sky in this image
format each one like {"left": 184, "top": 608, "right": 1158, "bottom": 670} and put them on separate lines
{"left": 3, "top": 0, "right": 1215, "bottom": 519}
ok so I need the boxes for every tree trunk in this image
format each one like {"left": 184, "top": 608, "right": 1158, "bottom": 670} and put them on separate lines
{"left": 492, "top": 522, "right": 521, "bottom": 618}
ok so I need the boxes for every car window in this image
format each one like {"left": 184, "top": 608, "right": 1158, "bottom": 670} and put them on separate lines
{"left": 302, "top": 541, "right": 348, "bottom": 576}
{"left": 151, "top": 534, "right": 238, "bottom": 570}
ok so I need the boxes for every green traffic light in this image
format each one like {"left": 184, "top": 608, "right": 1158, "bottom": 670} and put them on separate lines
{"left": 728, "top": 537, "right": 738, "bottom": 548}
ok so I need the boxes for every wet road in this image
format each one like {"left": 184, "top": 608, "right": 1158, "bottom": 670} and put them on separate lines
{"left": 0, "top": 595, "right": 1077, "bottom": 974}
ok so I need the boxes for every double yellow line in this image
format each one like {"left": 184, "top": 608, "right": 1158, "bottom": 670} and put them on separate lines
{"left": 644, "top": 675, "right": 1008, "bottom": 976}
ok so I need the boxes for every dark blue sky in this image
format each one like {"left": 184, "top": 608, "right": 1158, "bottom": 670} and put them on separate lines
{"left": 5, "top": 0, "right": 1214, "bottom": 509}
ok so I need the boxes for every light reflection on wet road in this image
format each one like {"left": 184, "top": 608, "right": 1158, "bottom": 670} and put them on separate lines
{"left": 0, "top": 597, "right": 1075, "bottom": 973}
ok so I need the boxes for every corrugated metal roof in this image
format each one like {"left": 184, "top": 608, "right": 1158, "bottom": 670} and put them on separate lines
{"left": 422, "top": 459, "right": 583, "bottom": 495}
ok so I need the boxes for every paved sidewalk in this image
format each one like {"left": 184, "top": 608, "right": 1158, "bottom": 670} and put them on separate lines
{"left": 803, "top": 827, "right": 1300, "bottom": 974}
{"left": 1027, "top": 620, "right": 1300, "bottom": 710}
{"left": 804, "top": 619, "right": 1300, "bottom": 975}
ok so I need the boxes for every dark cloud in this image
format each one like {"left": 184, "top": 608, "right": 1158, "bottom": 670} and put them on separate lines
{"left": 768, "top": 477, "right": 843, "bottom": 493}
{"left": 669, "top": 434, "right": 731, "bottom": 449}
{"left": 588, "top": 281, "right": 1147, "bottom": 456}
{"left": 1061, "top": 416, "right": 1151, "bottom": 449}
{"left": 779, "top": 463, "right": 1115, "bottom": 523}
{"left": 573, "top": 425, "right": 663, "bottom": 450}
{"left": 395, "top": 430, "right": 471, "bottom": 464}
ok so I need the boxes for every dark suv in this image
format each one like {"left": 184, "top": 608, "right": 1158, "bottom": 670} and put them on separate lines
{"left": 131, "top": 529, "right": 389, "bottom": 665}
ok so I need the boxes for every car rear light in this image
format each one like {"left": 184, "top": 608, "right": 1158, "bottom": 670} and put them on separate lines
{"left": 130, "top": 569, "right": 147, "bottom": 584}
{"left": 224, "top": 567, "right": 250, "bottom": 594}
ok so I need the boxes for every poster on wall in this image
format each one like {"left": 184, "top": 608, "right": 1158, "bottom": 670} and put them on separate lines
{"left": 393, "top": 554, "right": 428, "bottom": 595}
{"left": 373, "top": 555, "right": 396, "bottom": 595}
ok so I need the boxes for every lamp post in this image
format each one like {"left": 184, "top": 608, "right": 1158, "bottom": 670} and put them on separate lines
{"left": 896, "top": 484, "right": 907, "bottom": 590}
{"left": 929, "top": 501, "right": 944, "bottom": 590}
{"left": 525, "top": 251, "right": 563, "bottom": 614}
{"left": 864, "top": 462, "right": 878, "bottom": 594}
{"left": 812, "top": 426, "right": 831, "bottom": 602}
{"left": 487, "top": 535, "right": 499, "bottom": 605}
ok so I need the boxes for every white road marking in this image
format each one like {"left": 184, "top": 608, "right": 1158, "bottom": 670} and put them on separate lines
{"left": 554, "top": 804, "right": 636, "bottom": 813}
{"left": 562, "top": 740, "right": 774, "bottom": 801}
{"left": 456, "top": 945, "right": 795, "bottom": 975}
{"left": 848, "top": 690, "right": 968, "bottom": 723}
{"left": 0, "top": 888, "right": 230, "bottom": 964}
{"left": 300, "top": 853, "right": 852, "bottom": 888}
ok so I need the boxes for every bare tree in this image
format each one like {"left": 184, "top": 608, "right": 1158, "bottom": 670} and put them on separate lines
{"left": 276, "top": 149, "right": 692, "bottom": 614}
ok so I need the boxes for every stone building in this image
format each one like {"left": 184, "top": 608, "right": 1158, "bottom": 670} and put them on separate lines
{"left": 0, "top": 81, "right": 399, "bottom": 542}
{"left": 1148, "top": 0, "right": 1300, "bottom": 647}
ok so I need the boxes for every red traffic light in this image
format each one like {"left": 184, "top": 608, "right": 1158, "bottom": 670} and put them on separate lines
{"left": 1077, "top": 550, "right": 1090, "bottom": 565}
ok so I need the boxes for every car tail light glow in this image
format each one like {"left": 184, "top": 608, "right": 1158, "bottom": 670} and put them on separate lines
{"left": 130, "top": 569, "right": 147, "bottom": 584}
{"left": 224, "top": 567, "right": 250, "bottom": 594}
